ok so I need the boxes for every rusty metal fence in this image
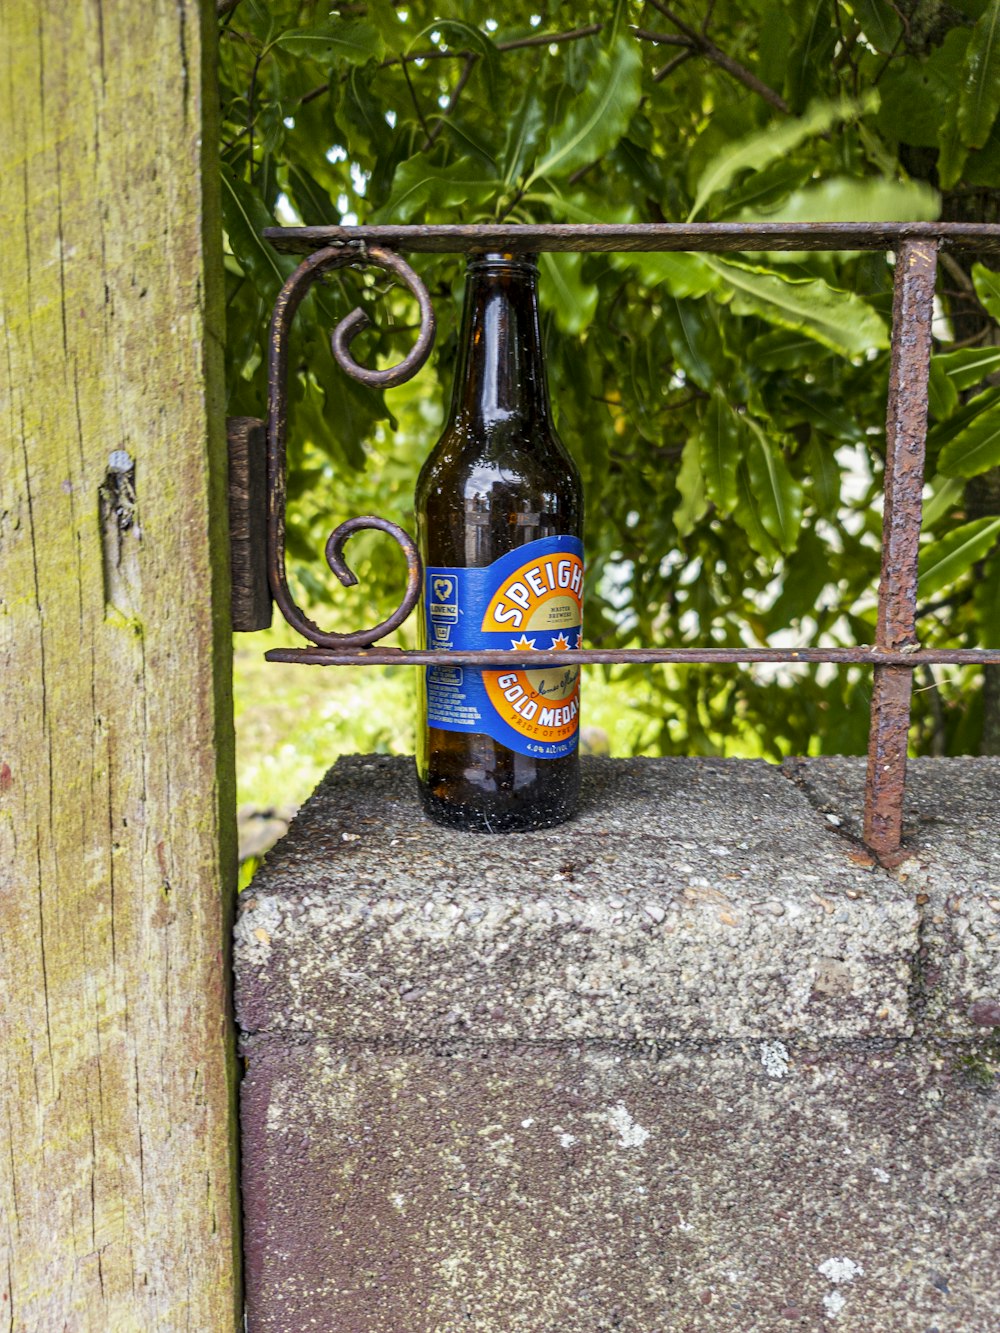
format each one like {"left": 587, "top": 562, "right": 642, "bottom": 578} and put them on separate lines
{"left": 229, "top": 222, "right": 1000, "bottom": 863}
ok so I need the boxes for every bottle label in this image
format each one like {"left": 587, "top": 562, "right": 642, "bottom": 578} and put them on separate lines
{"left": 424, "top": 534, "right": 583, "bottom": 759}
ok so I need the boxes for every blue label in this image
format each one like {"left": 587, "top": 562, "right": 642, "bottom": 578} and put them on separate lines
{"left": 424, "top": 535, "right": 583, "bottom": 759}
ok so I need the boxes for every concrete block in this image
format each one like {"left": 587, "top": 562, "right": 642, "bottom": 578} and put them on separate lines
{"left": 236, "top": 757, "right": 917, "bottom": 1043}
{"left": 235, "top": 756, "right": 1000, "bottom": 1331}
{"left": 785, "top": 757, "right": 1000, "bottom": 1038}
{"left": 241, "top": 1037, "right": 999, "bottom": 1332}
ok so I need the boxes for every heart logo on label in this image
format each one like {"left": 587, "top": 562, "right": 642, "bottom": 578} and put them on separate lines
{"left": 433, "top": 578, "right": 453, "bottom": 601}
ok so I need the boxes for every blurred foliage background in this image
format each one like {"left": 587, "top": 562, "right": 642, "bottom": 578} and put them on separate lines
{"left": 219, "top": 0, "right": 1000, "bottom": 816}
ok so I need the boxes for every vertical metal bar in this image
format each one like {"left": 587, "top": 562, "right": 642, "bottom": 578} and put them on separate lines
{"left": 228, "top": 416, "right": 273, "bottom": 632}
{"left": 864, "top": 239, "right": 939, "bottom": 858}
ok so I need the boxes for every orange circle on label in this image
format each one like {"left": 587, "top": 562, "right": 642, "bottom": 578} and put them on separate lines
{"left": 481, "top": 550, "right": 582, "bottom": 744}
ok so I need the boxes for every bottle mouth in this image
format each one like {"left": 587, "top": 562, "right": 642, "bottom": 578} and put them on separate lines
{"left": 467, "top": 250, "right": 539, "bottom": 274}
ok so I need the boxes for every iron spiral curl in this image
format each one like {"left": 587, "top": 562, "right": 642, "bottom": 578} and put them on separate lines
{"left": 266, "top": 243, "right": 434, "bottom": 648}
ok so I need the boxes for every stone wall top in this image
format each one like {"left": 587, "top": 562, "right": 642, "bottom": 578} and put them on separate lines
{"left": 235, "top": 756, "right": 999, "bottom": 1043}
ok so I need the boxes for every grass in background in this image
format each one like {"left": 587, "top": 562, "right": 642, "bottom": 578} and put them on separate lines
{"left": 234, "top": 627, "right": 677, "bottom": 816}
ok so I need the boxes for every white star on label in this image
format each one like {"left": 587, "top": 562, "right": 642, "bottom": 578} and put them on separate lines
{"left": 511, "top": 634, "right": 537, "bottom": 650}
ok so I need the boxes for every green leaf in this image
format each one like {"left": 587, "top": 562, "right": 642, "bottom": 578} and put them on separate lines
{"left": 674, "top": 434, "right": 708, "bottom": 537}
{"left": 715, "top": 159, "right": 815, "bottom": 219}
{"left": 287, "top": 164, "right": 338, "bottom": 229}
{"left": 786, "top": 0, "right": 839, "bottom": 113}
{"left": 698, "top": 391, "right": 742, "bottom": 514}
{"left": 742, "top": 174, "right": 939, "bottom": 224}
{"left": 744, "top": 421, "right": 803, "bottom": 553}
{"left": 928, "top": 359, "right": 960, "bottom": 421}
{"left": 220, "top": 170, "right": 295, "bottom": 296}
{"left": 928, "top": 386, "right": 1000, "bottom": 457}
{"left": 958, "top": 1, "right": 1000, "bottom": 149}
{"left": 972, "top": 263, "right": 1000, "bottom": 320}
{"left": 747, "top": 330, "right": 819, "bottom": 370}
{"left": 804, "top": 437, "right": 842, "bottom": 516}
{"left": 935, "top": 345, "right": 1000, "bottom": 391}
{"left": 503, "top": 90, "right": 547, "bottom": 187}
{"left": 604, "top": 0, "right": 630, "bottom": 47}
{"left": 374, "top": 158, "right": 500, "bottom": 223}
{"left": 921, "top": 474, "right": 965, "bottom": 529}
{"left": 366, "top": 0, "right": 407, "bottom": 49}
{"left": 612, "top": 251, "right": 720, "bottom": 300}
{"left": 767, "top": 526, "right": 835, "bottom": 624}
{"left": 963, "top": 117, "right": 1000, "bottom": 184}
{"left": 733, "top": 456, "right": 779, "bottom": 559}
{"left": 612, "top": 135, "right": 668, "bottom": 202}
{"left": 853, "top": 0, "right": 903, "bottom": 53}
{"left": 525, "top": 191, "right": 638, "bottom": 226}
{"left": 974, "top": 552, "right": 1000, "bottom": 646}
{"left": 938, "top": 395, "right": 1000, "bottom": 477}
{"left": 778, "top": 384, "right": 865, "bottom": 443}
{"left": 438, "top": 108, "right": 501, "bottom": 174}
{"left": 278, "top": 19, "right": 383, "bottom": 66}
{"left": 709, "top": 258, "right": 889, "bottom": 359}
{"left": 528, "top": 36, "right": 642, "bottom": 184}
{"left": 309, "top": 351, "right": 375, "bottom": 472}
{"left": 342, "top": 66, "right": 393, "bottom": 160}
{"left": 661, "top": 298, "right": 726, "bottom": 389}
{"left": 937, "top": 97, "right": 970, "bottom": 190}
{"left": 408, "top": 21, "right": 501, "bottom": 103}
{"left": 539, "top": 252, "right": 598, "bottom": 334}
{"left": 877, "top": 35, "right": 966, "bottom": 148}
{"left": 688, "top": 94, "right": 879, "bottom": 221}
{"left": 917, "top": 517, "right": 1000, "bottom": 597}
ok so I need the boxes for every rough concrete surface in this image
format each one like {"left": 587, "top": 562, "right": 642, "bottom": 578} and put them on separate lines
{"left": 236, "top": 756, "right": 1000, "bottom": 1332}
{"left": 242, "top": 1039, "right": 998, "bottom": 1333}
{"left": 236, "top": 757, "right": 919, "bottom": 1042}
{"left": 784, "top": 757, "right": 1000, "bottom": 1038}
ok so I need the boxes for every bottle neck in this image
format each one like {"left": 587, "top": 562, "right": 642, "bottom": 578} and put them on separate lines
{"left": 449, "top": 255, "right": 551, "bottom": 432}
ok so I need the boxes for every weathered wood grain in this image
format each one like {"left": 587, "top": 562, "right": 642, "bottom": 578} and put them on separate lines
{"left": 0, "top": 2, "right": 240, "bottom": 1328}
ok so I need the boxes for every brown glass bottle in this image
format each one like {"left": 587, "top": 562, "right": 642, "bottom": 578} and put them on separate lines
{"left": 415, "top": 252, "right": 583, "bottom": 832}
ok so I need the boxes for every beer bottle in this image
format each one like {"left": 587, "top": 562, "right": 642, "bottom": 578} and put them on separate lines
{"left": 415, "top": 251, "right": 584, "bottom": 832}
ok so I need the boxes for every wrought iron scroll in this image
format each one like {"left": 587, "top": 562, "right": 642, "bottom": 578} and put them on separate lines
{"left": 266, "top": 243, "right": 434, "bottom": 648}
{"left": 254, "top": 222, "right": 1000, "bottom": 862}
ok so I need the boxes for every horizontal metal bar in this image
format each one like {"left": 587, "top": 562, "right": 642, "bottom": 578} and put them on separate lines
{"left": 264, "top": 222, "right": 1000, "bottom": 256}
{"left": 266, "top": 646, "right": 1000, "bottom": 668}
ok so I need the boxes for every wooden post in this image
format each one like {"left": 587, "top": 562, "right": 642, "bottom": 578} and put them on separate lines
{"left": 0, "top": 2, "right": 240, "bottom": 1328}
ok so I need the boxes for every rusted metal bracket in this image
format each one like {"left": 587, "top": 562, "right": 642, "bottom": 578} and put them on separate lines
{"left": 225, "top": 244, "right": 434, "bottom": 640}
{"left": 265, "top": 244, "right": 430, "bottom": 649}
{"left": 228, "top": 415, "right": 271, "bottom": 633}
{"left": 227, "top": 220, "right": 1000, "bottom": 861}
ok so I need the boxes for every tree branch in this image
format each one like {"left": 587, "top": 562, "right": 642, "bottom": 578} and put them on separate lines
{"left": 246, "top": 46, "right": 265, "bottom": 182}
{"left": 832, "top": 0, "right": 860, "bottom": 92}
{"left": 640, "top": 2, "right": 790, "bottom": 113}
{"left": 654, "top": 48, "right": 696, "bottom": 82}
{"left": 422, "top": 54, "right": 476, "bottom": 150}
{"left": 918, "top": 664, "right": 948, "bottom": 756}
{"left": 498, "top": 24, "right": 603, "bottom": 52}
{"left": 297, "top": 26, "right": 605, "bottom": 107}
{"left": 644, "top": 0, "right": 702, "bottom": 42}
{"left": 940, "top": 250, "right": 976, "bottom": 294}
{"left": 400, "top": 56, "right": 432, "bottom": 145}
{"left": 631, "top": 27, "right": 692, "bottom": 49}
